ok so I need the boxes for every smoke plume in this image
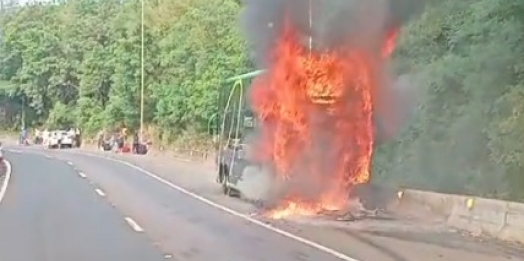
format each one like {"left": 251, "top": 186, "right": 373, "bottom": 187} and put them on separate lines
{"left": 240, "top": 0, "right": 426, "bottom": 69}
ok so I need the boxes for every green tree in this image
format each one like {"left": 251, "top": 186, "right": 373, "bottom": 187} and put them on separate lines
{"left": 0, "top": 0, "right": 250, "bottom": 140}
{"left": 374, "top": 0, "right": 524, "bottom": 200}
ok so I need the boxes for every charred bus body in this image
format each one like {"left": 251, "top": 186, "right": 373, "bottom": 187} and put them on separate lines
{"left": 214, "top": 70, "right": 412, "bottom": 201}
{"left": 214, "top": 70, "right": 263, "bottom": 196}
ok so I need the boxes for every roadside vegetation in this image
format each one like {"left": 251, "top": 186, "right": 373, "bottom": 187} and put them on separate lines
{"left": 0, "top": 0, "right": 250, "bottom": 149}
{"left": 0, "top": 0, "right": 522, "bottom": 200}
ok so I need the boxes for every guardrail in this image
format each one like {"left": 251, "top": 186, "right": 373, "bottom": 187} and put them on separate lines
{"left": 397, "top": 189, "right": 524, "bottom": 244}
{"left": 170, "top": 148, "right": 210, "bottom": 161}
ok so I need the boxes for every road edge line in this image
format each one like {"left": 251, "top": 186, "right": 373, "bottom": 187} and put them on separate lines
{"left": 0, "top": 160, "right": 12, "bottom": 205}
{"left": 77, "top": 152, "right": 360, "bottom": 261}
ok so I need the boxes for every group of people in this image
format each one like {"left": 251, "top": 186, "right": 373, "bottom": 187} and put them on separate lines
{"left": 17, "top": 125, "right": 148, "bottom": 154}
{"left": 97, "top": 127, "right": 146, "bottom": 154}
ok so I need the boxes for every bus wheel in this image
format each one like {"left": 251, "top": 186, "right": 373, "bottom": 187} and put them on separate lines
{"left": 219, "top": 165, "right": 232, "bottom": 196}
{"left": 222, "top": 175, "right": 233, "bottom": 196}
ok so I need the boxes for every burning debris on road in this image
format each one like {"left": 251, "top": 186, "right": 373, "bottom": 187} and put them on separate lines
{"left": 240, "top": 0, "right": 425, "bottom": 220}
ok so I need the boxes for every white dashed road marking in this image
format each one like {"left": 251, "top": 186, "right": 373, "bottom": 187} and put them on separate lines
{"left": 78, "top": 172, "right": 87, "bottom": 178}
{"left": 124, "top": 217, "right": 144, "bottom": 232}
{"left": 45, "top": 155, "right": 53, "bottom": 159}
{"left": 78, "top": 152, "right": 359, "bottom": 261}
{"left": 66, "top": 161, "right": 74, "bottom": 166}
{"left": 0, "top": 160, "right": 13, "bottom": 205}
{"left": 95, "top": 188, "right": 106, "bottom": 197}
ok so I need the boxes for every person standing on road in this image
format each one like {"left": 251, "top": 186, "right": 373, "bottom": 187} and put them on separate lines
{"left": 74, "top": 127, "right": 81, "bottom": 147}
{"left": 20, "top": 127, "right": 27, "bottom": 145}
{"left": 132, "top": 131, "right": 139, "bottom": 154}
{"left": 121, "top": 126, "right": 128, "bottom": 140}
{"left": 34, "top": 128, "right": 41, "bottom": 144}
{"left": 66, "top": 127, "right": 75, "bottom": 147}
{"left": 42, "top": 128, "right": 49, "bottom": 146}
{"left": 109, "top": 133, "right": 116, "bottom": 152}
{"left": 116, "top": 133, "right": 124, "bottom": 152}
{"left": 97, "top": 130, "right": 105, "bottom": 150}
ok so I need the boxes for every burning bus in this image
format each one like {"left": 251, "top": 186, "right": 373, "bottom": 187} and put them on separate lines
{"left": 215, "top": 0, "right": 424, "bottom": 219}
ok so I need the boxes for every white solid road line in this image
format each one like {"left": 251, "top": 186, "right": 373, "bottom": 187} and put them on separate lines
{"left": 124, "top": 217, "right": 144, "bottom": 232}
{"left": 80, "top": 153, "right": 359, "bottom": 261}
{"left": 95, "top": 188, "right": 106, "bottom": 197}
{"left": 0, "top": 160, "right": 12, "bottom": 205}
{"left": 78, "top": 172, "right": 87, "bottom": 178}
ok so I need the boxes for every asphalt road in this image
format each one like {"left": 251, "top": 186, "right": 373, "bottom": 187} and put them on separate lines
{"left": 0, "top": 152, "right": 165, "bottom": 261}
{"left": 1, "top": 146, "right": 523, "bottom": 261}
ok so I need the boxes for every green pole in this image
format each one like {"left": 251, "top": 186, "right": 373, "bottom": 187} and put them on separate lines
{"left": 226, "top": 69, "right": 266, "bottom": 83}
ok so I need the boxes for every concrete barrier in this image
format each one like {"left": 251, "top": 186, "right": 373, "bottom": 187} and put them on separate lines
{"left": 500, "top": 202, "right": 524, "bottom": 243}
{"left": 397, "top": 189, "right": 458, "bottom": 217}
{"left": 395, "top": 189, "right": 524, "bottom": 244}
{"left": 448, "top": 197, "right": 508, "bottom": 236}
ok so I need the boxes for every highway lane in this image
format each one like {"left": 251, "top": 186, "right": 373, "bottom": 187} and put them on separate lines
{"left": 0, "top": 151, "right": 165, "bottom": 261}
{"left": 37, "top": 150, "right": 354, "bottom": 261}
{"left": 11, "top": 146, "right": 524, "bottom": 261}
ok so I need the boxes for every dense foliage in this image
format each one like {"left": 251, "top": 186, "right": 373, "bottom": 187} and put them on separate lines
{"left": 0, "top": 0, "right": 523, "bottom": 200}
{"left": 373, "top": 0, "right": 524, "bottom": 200}
{"left": 0, "top": 0, "right": 251, "bottom": 147}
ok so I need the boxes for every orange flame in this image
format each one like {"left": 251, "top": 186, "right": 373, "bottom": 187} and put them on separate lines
{"left": 382, "top": 29, "right": 399, "bottom": 58}
{"left": 251, "top": 24, "right": 398, "bottom": 220}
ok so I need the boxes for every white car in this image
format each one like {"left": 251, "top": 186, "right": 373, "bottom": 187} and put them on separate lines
{"left": 60, "top": 131, "right": 75, "bottom": 148}
{"left": 44, "top": 130, "right": 76, "bottom": 149}
{"left": 55, "top": 130, "right": 76, "bottom": 149}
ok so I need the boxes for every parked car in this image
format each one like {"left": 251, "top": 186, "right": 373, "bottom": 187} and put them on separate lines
{"left": 59, "top": 130, "right": 74, "bottom": 148}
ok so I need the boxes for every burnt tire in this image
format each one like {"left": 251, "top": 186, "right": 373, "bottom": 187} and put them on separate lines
{"left": 221, "top": 174, "right": 234, "bottom": 196}
{"left": 219, "top": 163, "right": 242, "bottom": 197}
{"left": 218, "top": 164, "right": 231, "bottom": 196}
{"left": 222, "top": 174, "right": 241, "bottom": 197}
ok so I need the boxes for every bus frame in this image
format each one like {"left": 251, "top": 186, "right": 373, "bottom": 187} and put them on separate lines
{"left": 214, "top": 69, "right": 265, "bottom": 196}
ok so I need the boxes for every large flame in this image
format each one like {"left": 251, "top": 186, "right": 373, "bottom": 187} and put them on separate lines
{"left": 251, "top": 23, "right": 398, "bottom": 219}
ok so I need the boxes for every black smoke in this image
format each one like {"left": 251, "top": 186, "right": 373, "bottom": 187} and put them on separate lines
{"left": 240, "top": 0, "right": 426, "bottom": 144}
{"left": 240, "top": 0, "right": 427, "bottom": 69}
